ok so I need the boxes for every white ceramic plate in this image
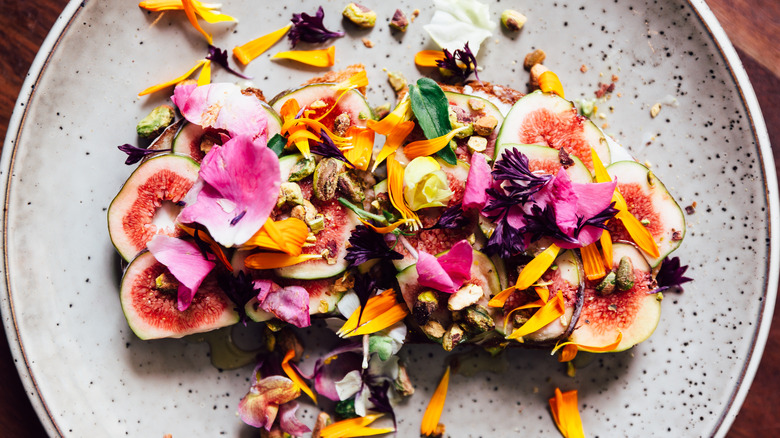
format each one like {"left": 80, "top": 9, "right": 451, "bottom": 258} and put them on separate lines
{"left": 2, "top": 0, "right": 777, "bottom": 436}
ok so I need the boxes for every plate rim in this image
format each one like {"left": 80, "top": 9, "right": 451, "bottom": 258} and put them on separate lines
{"left": 0, "top": 1, "right": 776, "bottom": 437}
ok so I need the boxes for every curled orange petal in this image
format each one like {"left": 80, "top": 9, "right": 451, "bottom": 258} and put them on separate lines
{"left": 372, "top": 120, "right": 415, "bottom": 171}
{"left": 420, "top": 366, "right": 450, "bottom": 436}
{"left": 581, "top": 242, "right": 606, "bottom": 281}
{"left": 273, "top": 46, "right": 336, "bottom": 67}
{"left": 414, "top": 50, "right": 446, "bottom": 68}
{"left": 244, "top": 253, "right": 322, "bottom": 270}
{"left": 551, "top": 331, "right": 623, "bottom": 356}
{"left": 358, "top": 217, "right": 407, "bottom": 234}
{"left": 539, "top": 70, "right": 564, "bottom": 98}
{"left": 281, "top": 349, "right": 317, "bottom": 403}
{"left": 242, "top": 218, "right": 309, "bottom": 256}
{"left": 181, "top": 0, "right": 212, "bottom": 43}
{"left": 366, "top": 99, "right": 411, "bottom": 135}
{"left": 233, "top": 23, "right": 292, "bottom": 66}
{"left": 557, "top": 344, "right": 579, "bottom": 363}
{"left": 506, "top": 291, "right": 566, "bottom": 340}
{"left": 403, "top": 126, "right": 469, "bottom": 160}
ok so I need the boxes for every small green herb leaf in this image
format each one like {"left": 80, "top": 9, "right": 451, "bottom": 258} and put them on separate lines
{"left": 267, "top": 133, "right": 287, "bottom": 157}
{"left": 437, "top": 141, "right": 457, "bottom": 165}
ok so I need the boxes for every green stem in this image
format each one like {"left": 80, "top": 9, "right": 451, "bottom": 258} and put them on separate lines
{"left": 338, "top": 198, "right": 387, "bottom": 224}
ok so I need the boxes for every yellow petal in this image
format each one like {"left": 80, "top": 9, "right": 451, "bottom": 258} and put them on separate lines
{"left": 539, "top": 70, "right": 564, "bottom": 98}
{"left": 502, "top": 299, "right": 544, "bottom": 330}
{"left": 535, "top": 286, "right": 550, "bottom": 303}
{"left": 320, "top": 414, "right": 386, "bottom": 438}
{"left": 516, "top": 244, "right": 561, "bottom": 290}
{"left": 181, "top": 0, "right": 212, "bottom": 43}
{"left": 233, "top": 23, "right": 292, "bottom": 66}
{"left": 387, "top": 155, "right": 421, "bottom": 229}
{"left": 138, "top": 59, "right": 207, "bottom": 96}
{"left": 414, "top": 50, "right": 446, "bottom": 67}
{"left": 551, "top": 331, "right": 623, "bottom": 355}
{"left": 193, "top": 3, "right": 236, "bottom": 23}
{"left": 339, "top": 289, "right": 408, "bottom": 337}
{"left": 344, "top": 127, "right": 375, "bottom": 171}
{"left": 599, "top": 229, "right": 613, "bottom": 270}
{"left": 404, "top": 126, "right": 469, "bottom": 160}
{"left": 421, "top": 366, "right": 450, "bottom": 436}
{"left": 347, "top": 304, "right": 408, "bottom": 337}
{"left": 591, "top": 147, "right": 611, "bottom": 184}
{"left": 196, "top": 60, "right": 211, "bottom": 86}
{"left": 281, "top": 349, "right": 317, "bottom": 403}
{"left": 581, "top": 242, "right": 606, "bottom": 281}
{"left": 273, "top": 46, "right": 336, "bottom": 67}
{"left": 139, "top": 0, "right": 236, "bottom": 22}
{"left": 371, "top": 120, "right": 415, "bottom": 171}
{"left": 366, "top": 99, "right": 411, "bottom": 135}
{"left": 244, "top": 253, "right": 322, "bottom": 270}
{"left": 334, "top": 70, "right": 369, "bottom": 91}
{"left": 358, "top": 217, "right": 407, "bottom": 234}
{"left": 616, "top": 210, "right": 660, "bottom": 258}
{"left": 506, "top": 291, "right": 565, "bottom": 340}
{"left": 549, "top": 388, "right": 585, "bottom": 438}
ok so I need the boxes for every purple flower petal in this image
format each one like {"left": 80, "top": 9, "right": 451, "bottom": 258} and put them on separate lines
{"left": 172, "top": 83, "right": 269, "bottom": 140}
{"left": 278, "top": 402, "right": 311, "bottom": 436}
{"left": 289, "top": 6, "right": 344, "bottom": 47}
{"left": 416, "top": 240, "right": 473, "bottom": 293}
{"left": 147, "top": 235, "right": 215, "bottom": 311}
{"left": 238, "top": 375, "right": 300, "bottom": 429}
{"left": 260, "top": 286, "right": 311, "bottom": 328}
{"left": 463, "top": 152, "right": 491, "bottom": 210}
{"left": 312, "top": 343, "right": 363, "bottom": 401}
{"left": 178, "top": 134, "right": 281, "bottom": 247}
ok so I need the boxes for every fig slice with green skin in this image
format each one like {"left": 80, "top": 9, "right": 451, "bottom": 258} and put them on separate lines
{"left": 270, "top": 83, "right": 374, "bottom": 131}
{"left": 120, "top": 251, "right": 239, "bottom": 340}
{"left": 397, "top": 250, "right": 501, "bottom": 344}
{"left": 569, "top": 242, "right": 661, "bottom": 352}
{"left": 498, "top": 249, "right": 584, "bottom": 344}
{"left": 244, "top": 276, "right": 348, "bottom": 322}
{"left": 108, "top": 154, "right": 200, "bottom": 261}
{"left": 172, "top": 103, "right": 282, "bottom": 162}
{"left": 495, "top": 90, "right": 611, "bottom": 173}
{"left": 606, "top": 160, "right": 685, "bottom": 267}
{"left": 392, "top": 158, "right": 475, "bottom": 271}
{"left": 444, "top": 91, "right": 504, "bottom": 160}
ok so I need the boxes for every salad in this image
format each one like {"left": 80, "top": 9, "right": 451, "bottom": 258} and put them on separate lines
{"left": 108, "top": 1, "right": 691, "bottom": 436}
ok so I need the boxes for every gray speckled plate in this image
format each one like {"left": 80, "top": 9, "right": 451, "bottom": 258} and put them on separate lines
{"left": 2, "top": 0, "right": 777, "bottom": 436}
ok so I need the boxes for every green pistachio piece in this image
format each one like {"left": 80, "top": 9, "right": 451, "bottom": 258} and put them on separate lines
{"left": 136, "top": 105, "right": 175, "bottom": 138}
{"left": 288, "top": 156, "right": 316, "bottom": 182}
{"left": 500, "top": 9, "right": 527, "bottom": 32}
{"left": 442, "top": 324, "right": 464, "bottom": 351}
{"left": 596, "top": 271, "right": 617, "bottom": 296}
{"left": 343, "top": 3, "right": 376, "bottom": 28}
{"left": 616, "top": 256, "right": 635, "bottom": 291}
{"left": 463, "top": 305, "right": 495, "bottom": 333}
{"left": 313, "top": 158, "right": 345, "bottom": 201}
{"left": 389, "top": 9, "right": 409, "bottom": 31}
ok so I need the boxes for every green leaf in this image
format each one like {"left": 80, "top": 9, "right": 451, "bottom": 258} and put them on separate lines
{"left": 267, "top": 133, "right": 287, "bottom": 157}
{"left": 409, "top": 78, "right": 451, "bottom": 139}
{"left": 436, "top": 141, "right": 457, "bottom": 165}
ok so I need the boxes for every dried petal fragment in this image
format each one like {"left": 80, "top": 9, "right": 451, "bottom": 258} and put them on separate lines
{"left": 273, "top": 46, "right": 336, "bottom": 67}
{"left": 233, "top": 24, "right": 293, "bottom": 66}
{"left": 238, "top": 375, "right": 300, "bottom": 429}
{"left": 420, "top": 366, "right": 450, "bottom": 436}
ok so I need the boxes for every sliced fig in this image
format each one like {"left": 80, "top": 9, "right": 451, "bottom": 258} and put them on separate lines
{"left": 171, "top": 104, "right": 282, "bottom": 162}
{"left": 120, "top": 251, "right": 239, "bottom": 340}
{"left": 108, "top": 154, "right": 200, "bottom": 261}
{"left": 606, "top": 160, "right": 685, "bottom": 267}
{"left": 569, "top": 242, "right": 662, "bottom": 352}
{"left": 444, "top": 91, "right": 504, "bottom": 159}
{"left": 147, "top": 119, "right": 184, "bottom": 152}
{"left": 392, "top": 159, "right": 475, "bottom": 271}
{"left": 497, "top": 250, "right": 584, "bottom": 344}
{"left": 495, "top": 90, "right": 611, "bottom": 173}
{"left": 244, "top": 276, "right": 348, "bottom": 322}
{"left": 494, "top": 143, "right": 593, "bottom": 183}
{"left": 270, "top": 83, "right": 374, "bottom": 132}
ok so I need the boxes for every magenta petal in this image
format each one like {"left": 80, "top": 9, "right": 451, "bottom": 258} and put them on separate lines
{"left": 147, "top": 235, "right": 215, "bottom": 311}
{"left": 278, "top": 402, "right": 311, "bottom": 436}
{"left": 261, "top": 286, "right": 311, "bottom": 328}
{"left": 417, "top": 250, "right": 457, "bottom": 293}
{"left": 570, "top": 180, "right": 618, "bottom": 218}
{"left": 463, "top": 153, "right": 491, "bottom": 210}
{"left": 436, "top": 240, "right": 473, "bottom": 290}
{"left": 178, "top": 134, "right": 281, "bottom": 247}
{"left": 554, "top": 225, "right": 605, "bottom": 249}
{"left": 253, "top": 279, "right": 278, "bottom": 302}
{"left": 548, "top": 171, "right": 579, "bottom": 236}
{"left": 172, "top": 82, "right": 197, "bottom": 111}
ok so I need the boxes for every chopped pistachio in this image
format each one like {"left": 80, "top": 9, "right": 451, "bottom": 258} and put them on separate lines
{"left": 394, "top": 364, "right": 415, "bottom": 396}
{"left": 276, "top": 182, "right": 304, "bottom": 208}
{"left": 650, "top": 103, "right": 662, "bottom": 118}
{"left": 154, "top": 272, "right": 178, "bottom": 292}
{"left": 442, "top": 324, "right": 464, "bottom": 351}
{"left": 333, "top": 112, "right": 351, "bottom": 137}
{"left": 448, "top": 107, "right": 474, "bottom": 138}
{"left": 448, "top": 284, "right": 483, "bottom": 311}
{"left": 288, "top": 156, "right": 316, "bottom": 182}
{"left": 309, "top": 99, "right": 328, "bottom": 109}
{"left": 640, "top": 218, "right": 651, "bottom": 226}
{"left": 467, "top": 136, "right": 488, "bottom": 153}
{"left": 474, "top": 115, "right": 498, "bottom": 136}
{"left": 500, "top": 9, "right": 527, "bottom": 32}
{"left": 313, "top": 158, "right": 345, "bottom": 201}
{"left": 523, "top": 49, "right": 547, "bottom": 71}
{"left": 136, "top": 105, "right": 175, "bottom": 138}
{"left": 616, "top": 256, "right": 635, "bottom": 291}
{"left": 596, "top": 271, "right": 617, "bottom": 295}
{"left": 414, "top": 291, "right": 439, "bottom": 325}
{"left": 387, "top": 71, "right": 407, "bottom": 93}
{"left": 291, "top": 199, "right": 318, "bottom": 223}
{"left": 337, "top": 171, "right": 365, "bottom": 203}
{"left": 463, "top": 305, "right": 495, "bottom": 333}
{"left": 467, "top": 98, "right": 486, "bottom": 111}
{"left": 342, "top": 3, "right": 376, "bottom": 28}
{"left": 530, "top": 63, "right": 550, "bottom": 88}
{"left": 421, "top": 320, "right": 446, "bottom": 339}
{"left": 389, "top": 9, "right": 409, "bottom": 31}
{"left": 308, "top": 214, "right": 326, "bottom": 233}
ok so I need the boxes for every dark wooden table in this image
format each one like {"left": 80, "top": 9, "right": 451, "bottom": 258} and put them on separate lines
{"left": 0, "top": 1, "right": 777, "bottom": 437}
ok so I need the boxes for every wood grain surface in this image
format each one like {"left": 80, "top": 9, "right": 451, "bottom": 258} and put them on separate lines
{"left": 0, "top": 1, "right": 777, "bottom": 437}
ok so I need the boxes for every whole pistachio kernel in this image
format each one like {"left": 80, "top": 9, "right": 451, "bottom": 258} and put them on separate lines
{"left": 313, "top": 158, "right": 345, "bottom": 201}
{"left": 616, "top": 256, "right": 635, "bottom": 291}
{"left": 442, "top": 324, "right": 464, "bottom": 351}
{"left": 289, "top": 156, "right": 316, "bottom": 182}
{"left": 343, "top": 3, "right": 376, "bottom": 28}
{"left": 136, "top": 105, "right": 175, "bottom": 138}
{"left": 501, "top": 9, "right": 527, "bottom": 32}
{"left": 596, "top": 271, "right": 617, "bottom": 295}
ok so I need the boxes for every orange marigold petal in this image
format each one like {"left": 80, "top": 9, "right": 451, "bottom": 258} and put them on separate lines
{"left": 334, "top": 70, "right": 369, "bottom": 91}
{"left": 338, "top": 290, "right": 402, "bottom": 337}
{"left": 506, "top": 291, "right": 565, "bottom": 340}
{"left": 233, "top": 23, "right": 292, "bottom": 66}
{"left": 242, "top": 218, "right": 308, "bottom": 256}
{"left": 320, "top": 414, "right": 386, "bottom": 438}
{"left": 344, "top": 127, "right": 374, "bottom": 171}
{"left": 420, "top": 366, "right": 450, "bottom": 436}
{"left": 414, "top": 50, "right": 446, "bottom": 68}
{"left": 358, "top": 217, "right": 407, "bottom": 234}
{"left": 599, "top": 229, "right": 613, "bottom": 270}
{"left": 581, "top": 242, "right": 606, "bottom": 281}
{"left": 281, "top": 349, "right": 317, "bottom": 403}
{"left": 138, "top": 59, "right": 207, "bottom": 96}
{"left": 371, "top": 120, "right": 415, "bottom": 171}
{"left": 273, "top": 46, "right": 336, "bottom": 67}
{"left": 367, "top": 99, "right": 411, "bottom": 135}
{"left": 535, "top": 286, "right": 550, "bottom": 303}
{"left": 539, "top": 70, "right": 564, "bottom": 98}
{"left": 243, "top": 253, "right": 321, "bottom": 270}
{"left": 403, "top": 126, "right": 468, "bottom": 160}
{"left": 348, "top": 304, "right": 408, "bottom": 337}
{"left": 552, "top": 331, "right": 623, "bottom": 356}
{"left": 549, "top": 388, "right": 585, "bottom": 438}
{"left": 515, "top": 244, "right": 561, "bottom": 290}
{"left": 557, "top": 344, "right": 578, "bottom": 363}
{"left": 181, "top": 0, "right": 212, "bottom": 43}
{"left": 616, "top": 209, "right": 660, "bottom": 257}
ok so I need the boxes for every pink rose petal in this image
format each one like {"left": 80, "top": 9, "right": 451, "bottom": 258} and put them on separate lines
{"left": 173, "top": 83, "right": 269, "bottom": 140}
{"left": 417, "top": 240, "right": 473, "bottom": 293}
{"left": 261, "top": 286, "right": 311, "bottom": 328}
{"left": 463, "top": 152, "right": 492, "bottom": 210}
{"left": 548, "top": 170, "right": 579, "bottom": 235}
{"left": 178, "top": 134, "right": 281, "bottom": 247}
{"left": 147, "top": 235, "right": 215, "bottom": 311}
